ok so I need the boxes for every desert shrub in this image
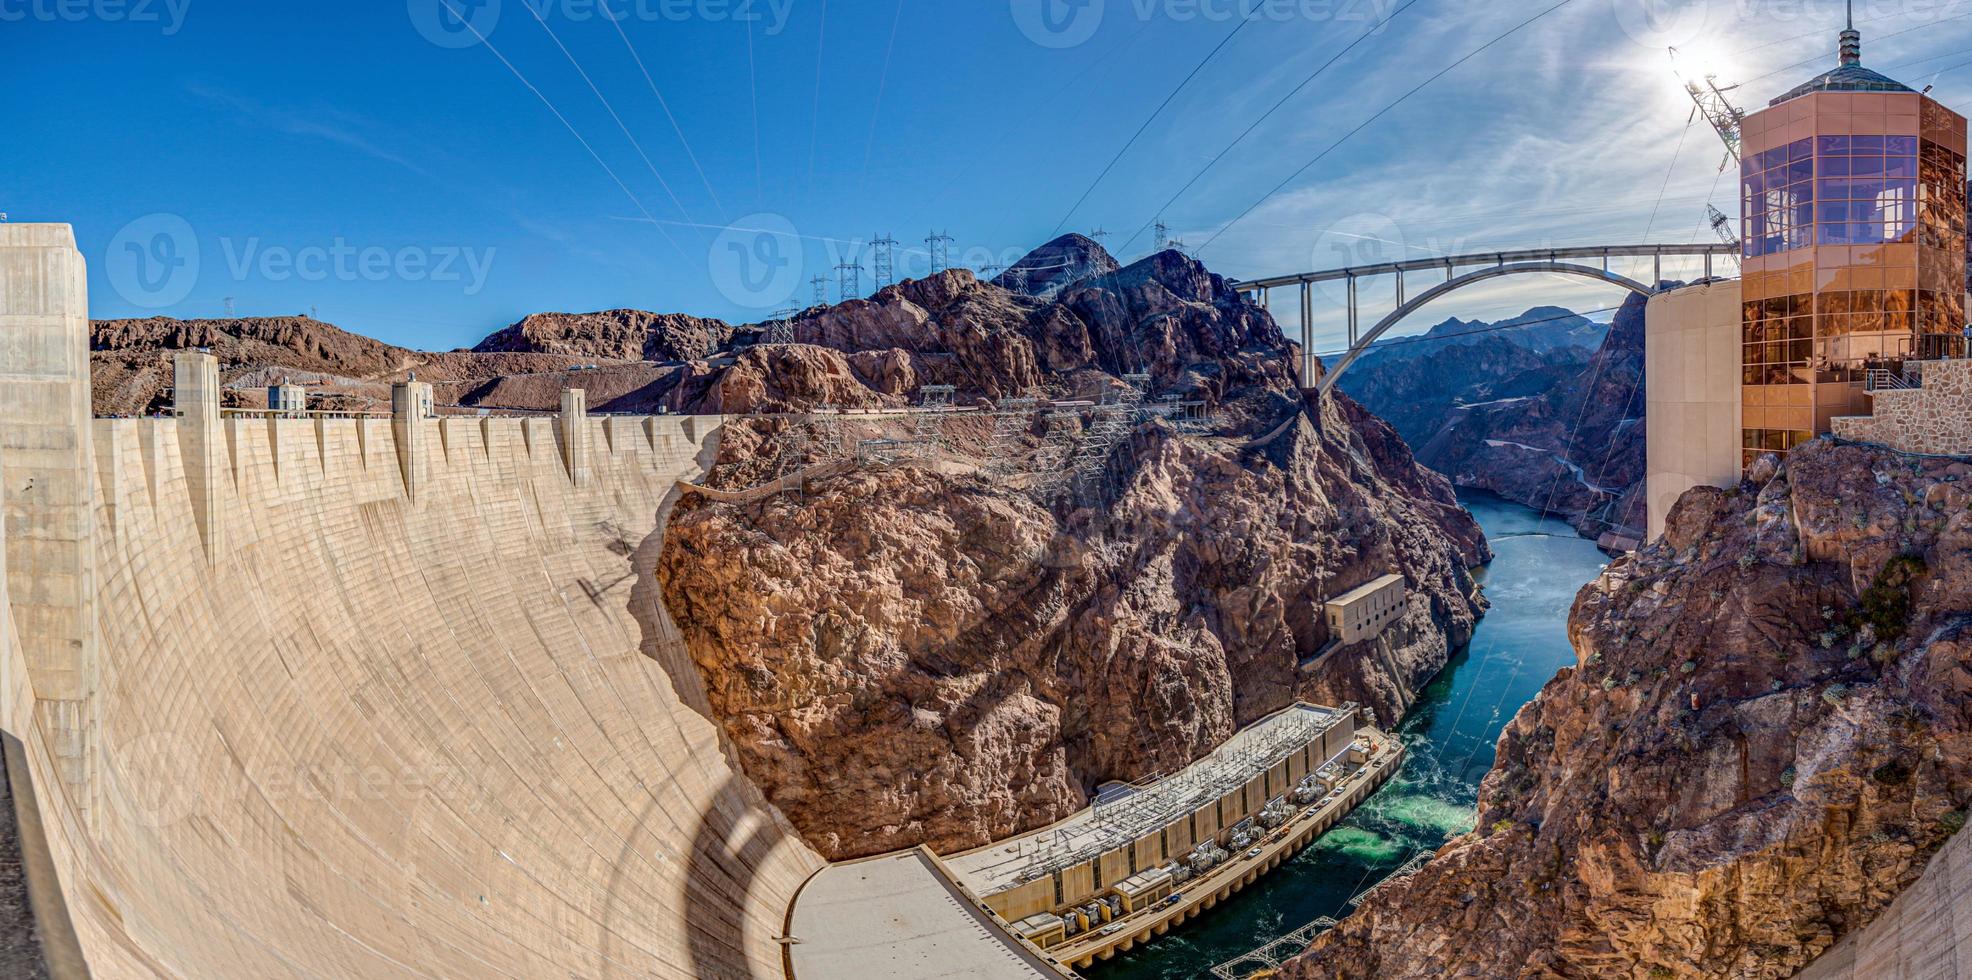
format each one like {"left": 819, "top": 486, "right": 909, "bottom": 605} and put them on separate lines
{"left": 1854, "top": 555, "right": 1926, "bottom": 645}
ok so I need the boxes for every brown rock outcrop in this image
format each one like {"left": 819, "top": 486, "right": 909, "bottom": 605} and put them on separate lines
{"left": 656, "top": 247, "right": 1490, "bottom": 860}
{"left": 472, "top": 308, "right": 733, "bottom": 362}
{"left": 1285, "top": 439, "right": 1972, "bottom": 979}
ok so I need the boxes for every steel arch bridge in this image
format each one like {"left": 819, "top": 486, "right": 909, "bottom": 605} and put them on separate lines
{"left": 1232, "top": 243, "right": 1738, "bottom": 397}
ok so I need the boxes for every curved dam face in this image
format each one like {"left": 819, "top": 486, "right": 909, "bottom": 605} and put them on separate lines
{"left": 0, "top": 225, "right": 822, "bottom": 978}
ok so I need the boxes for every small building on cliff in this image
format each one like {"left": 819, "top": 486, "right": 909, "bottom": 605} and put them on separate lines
{"left": 1324, "top": 574, "right": 1406, "bottom": 646}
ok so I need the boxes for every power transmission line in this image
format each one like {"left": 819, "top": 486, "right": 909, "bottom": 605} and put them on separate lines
{"left": 434, "top": 0, "right": 691, "bottom": 262}
{"left": 603, "top": 11, "right": 729, "bottom": 222}
{"left": 518, "top": 0, "right": 708, "bottom": 240}
{"left": 1120, "top": 0, "right": 1429, "bottom": 255}
{"left": 1197, "top": 0, "right": 1580, "bottom": 256}
{"left": 1049, "top": 10, "right": 1262, "bottom": 237}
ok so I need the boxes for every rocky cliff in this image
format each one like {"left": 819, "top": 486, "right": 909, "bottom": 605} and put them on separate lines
{"left": 1345, "top": 296, "right": 1650, "bottom": 542}
{"left": 1285, "top": 439, "right": 1972, "bottom": 979}
{"left": 87, "top": 314, "right": 683, "bottom": 416}
{"left": 655, "top": 246, "right": 1490, "bottom": 860}
{"left": 993, "top": 232, "right": 1121, "bottom": 298}
{"left": 471, "top": 308, "right": 734, "bottom": 362}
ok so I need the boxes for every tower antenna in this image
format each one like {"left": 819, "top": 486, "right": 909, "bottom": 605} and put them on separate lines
{"left": 1840, "top": 0, "right": 1862, "bottom": 66}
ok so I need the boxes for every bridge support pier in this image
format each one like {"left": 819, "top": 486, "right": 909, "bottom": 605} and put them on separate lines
{"left": 1346, "top": 275, "right": 1358, "bottom": 347}
{"left": 1299, "top": 282, "right": 1315, "bottom": 389}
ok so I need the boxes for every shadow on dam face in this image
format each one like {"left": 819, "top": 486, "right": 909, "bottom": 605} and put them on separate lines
{"left": 600, "top": 775, "right": 801, "bottom": 980}
{"left": 608, "top": 432, "right": 804, "bottom": 980}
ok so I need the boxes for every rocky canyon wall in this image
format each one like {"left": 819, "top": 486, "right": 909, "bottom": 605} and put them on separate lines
{"left": 656, "top": 242, "right": 1490, "bottom": 861}
{"left": 1286, "top": 440, "right": 1972, "bottom": 979}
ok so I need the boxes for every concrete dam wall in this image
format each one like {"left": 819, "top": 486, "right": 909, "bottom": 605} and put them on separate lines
{"left": 0, "top": 225, "right": 823, "bottom": 978}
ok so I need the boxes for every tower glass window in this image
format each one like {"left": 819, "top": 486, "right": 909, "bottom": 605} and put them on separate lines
{"left": 1736, "top": 20, "right": 1968, "bottom": 469}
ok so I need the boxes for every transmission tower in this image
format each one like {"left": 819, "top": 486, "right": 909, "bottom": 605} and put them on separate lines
{"left": 872, "top": 234, "right": 899, "bottom": 289}
{"left": 1089, "top": 228, "right": 1109, "bottom": 248}
{"left": 224, "top": 296, "right": 235, "bottom": 318}
{"left": 1670, "top": 47, "right": 1746, "bottom": 169}
{"left": 980, "top": 262, "right": 1005, "bottom": 284}
{"left": 836, "top": 258, "right": 864, "bottom": 301}
{"left": 925, "top": 230, "right": 955, "bottom": 274}
{"left": 1706, "top": 205, "right": 1742, "bottom": 271}
{"left": 766, "top": 307, "right": 801, "bottom": 344}
{"left": 811, "top": 275, "right": 828, "bottom": 306}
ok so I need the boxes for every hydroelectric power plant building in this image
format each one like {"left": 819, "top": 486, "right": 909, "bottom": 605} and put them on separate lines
{"left": 1647, "top": 13, "right": 1971, "bottom": 538}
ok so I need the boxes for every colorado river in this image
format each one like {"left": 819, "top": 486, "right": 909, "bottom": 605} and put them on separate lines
{"left": 1089, "top": 492, "right": 1610, "bottom": 979}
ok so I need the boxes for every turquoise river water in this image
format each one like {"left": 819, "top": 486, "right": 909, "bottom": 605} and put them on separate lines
{"left": 1089, "top": 492, "right": 1610, "bottom": 979}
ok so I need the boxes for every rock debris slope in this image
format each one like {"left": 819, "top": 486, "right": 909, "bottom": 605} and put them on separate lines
{"left": 1285, "top": 440, "right": 1972, "bottom": 979}
{"left": 656, "top": 243, "right": 1491, "bottom": 860}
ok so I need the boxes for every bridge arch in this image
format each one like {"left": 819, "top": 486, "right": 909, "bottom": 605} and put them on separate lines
{"left": 1314, "top": 261, "right": 1654, "bottom": 397}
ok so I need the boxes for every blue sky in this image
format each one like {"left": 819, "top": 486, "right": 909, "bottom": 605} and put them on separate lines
{"left": 9, "top": 0, "right": 1972, "bottom": 353}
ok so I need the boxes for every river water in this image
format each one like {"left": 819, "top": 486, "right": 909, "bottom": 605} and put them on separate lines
{"left": 1089, "top": 493, "right": 1609, "bottom": 979}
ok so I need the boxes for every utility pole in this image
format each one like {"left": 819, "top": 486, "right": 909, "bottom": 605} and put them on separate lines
{"left": 872, "top": 234, "right": 899, "bottom": 289}
{"left": 925, "top": 230, "right": 955, "bottom": 275}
